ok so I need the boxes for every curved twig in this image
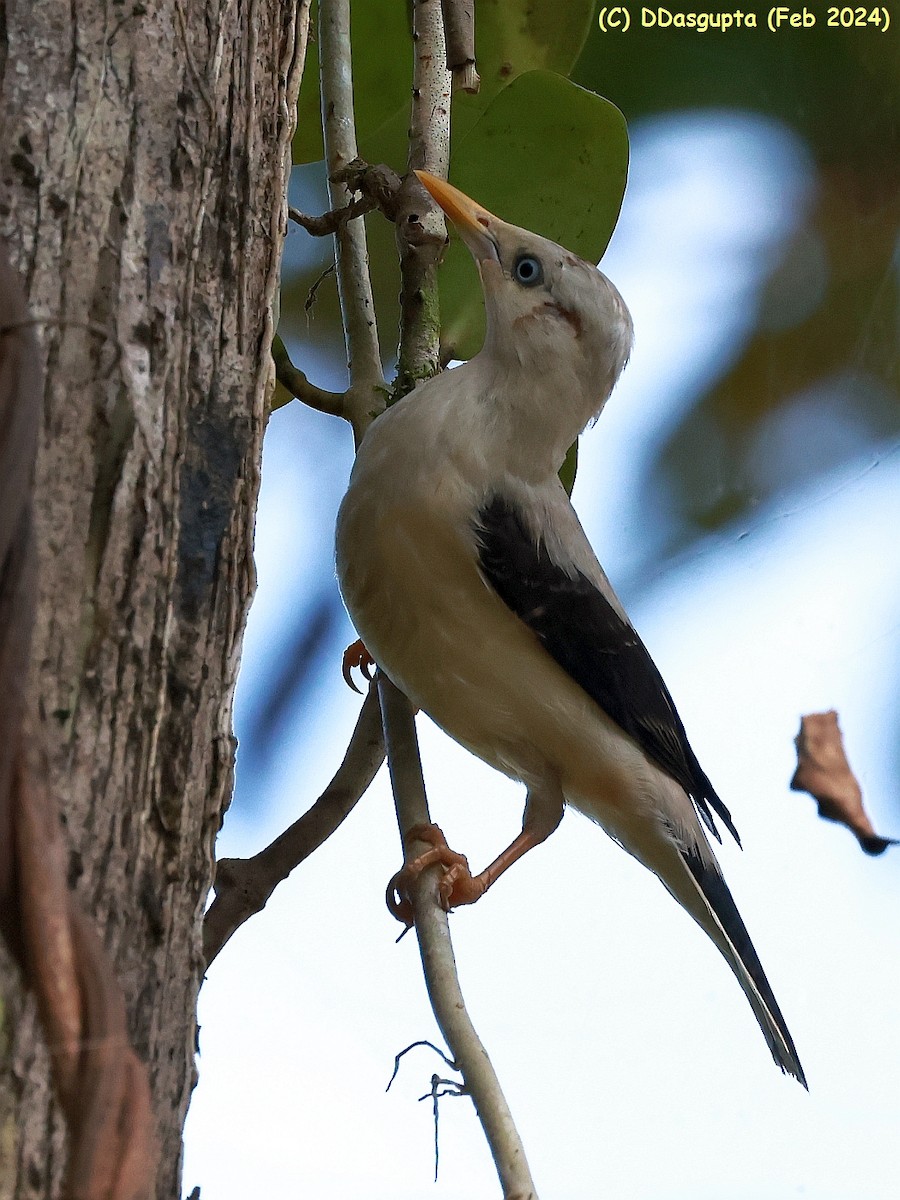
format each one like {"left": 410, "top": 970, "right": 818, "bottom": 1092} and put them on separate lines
{"left": 272, "top": 333, "right": 345, "bottom": 416}
{"left": 288, "top": 195, "right": 376, "bottom": 236}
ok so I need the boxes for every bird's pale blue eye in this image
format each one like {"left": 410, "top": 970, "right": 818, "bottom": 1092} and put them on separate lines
{"left": 513, "top": 254, "right": 543, "bottom": 287}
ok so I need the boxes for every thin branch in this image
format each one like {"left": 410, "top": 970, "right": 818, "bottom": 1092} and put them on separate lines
{"left": 304, "top": 262, "right": 336, "bottom": 315}
{"left": 272, "top": 333, "right": 345, "bottom": 416}
{"left": 422, "top": 1073, "right": 467, "bottom": 1182}
{"left": 319, "top": 0, "right": 386, "bottom": 445}
{"left": 381, "top": 7, "right": 539, "bottom": 1196}
{"left": 393, "top": 0, "right": 453, "bottom": 394}
{"left": 203, "top": 685, "right": 385, "bottom": 966}
{"left": 408, "top": 7, "right": 452, "bottom": 180}
{"left": 378, "top": 674, "right": 538, "bottom": 1200}
{"left": 308, "top": 3, "right": 538, "bottom": 1195}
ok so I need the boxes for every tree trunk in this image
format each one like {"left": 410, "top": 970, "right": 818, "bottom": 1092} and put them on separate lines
{"left": 0, "top": 2, "right": 306, "bottom": 1194}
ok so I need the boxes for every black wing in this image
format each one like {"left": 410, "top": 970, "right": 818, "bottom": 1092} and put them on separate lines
{"left": 475, "top": 495, "right": 740, "bottom": 846}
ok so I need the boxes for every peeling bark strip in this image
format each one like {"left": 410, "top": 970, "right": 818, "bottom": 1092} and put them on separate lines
{"left": 16, "top": 740, "right": 158, "bottom": 1200}
{"left": 440, "top": 0, "right": 480, "bottom": 92}
{"left": 790, "top": 711, "right": 897, "bottom": 855}
{"left": 0, "top": 2, "right": 307, "bottom": 1194}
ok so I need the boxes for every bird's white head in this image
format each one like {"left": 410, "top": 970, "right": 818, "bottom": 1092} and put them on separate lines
{"left": 416, "top": 171, "right": 633, "bottom": 439}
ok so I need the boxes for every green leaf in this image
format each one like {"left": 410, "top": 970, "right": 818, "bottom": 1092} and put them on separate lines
{"left": 452, "top": 0, "right": 597, "bottom": 145}
{"left": 292, "top": 1, "right": 413, "bottom": 165}
{"left": 294, "top": 0, "right": 597, "bottom": 168}
{"left": 559, "top": 440, "right": 579, "bottom": 496}
{"left": 439, "top": 70, "right": 629, "bottom": 360}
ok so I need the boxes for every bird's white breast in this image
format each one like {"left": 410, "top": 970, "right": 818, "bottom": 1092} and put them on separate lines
{"left": 335, "top": 369, "right": 669, "bottom": 846}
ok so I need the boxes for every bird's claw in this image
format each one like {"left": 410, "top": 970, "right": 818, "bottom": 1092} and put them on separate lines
{"left": 386, "top": 823, "right": 486, "bottom": 925}
{"left": 342, "top": 638, "right": 375, "bottom": 693}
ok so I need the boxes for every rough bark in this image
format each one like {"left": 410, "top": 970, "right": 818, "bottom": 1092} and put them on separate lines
{"left": 0, "top": 2, "right": 306, "bottom": 1195}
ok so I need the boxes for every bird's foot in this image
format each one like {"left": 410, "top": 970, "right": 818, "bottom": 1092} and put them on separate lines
{"left": 342, "top": 638, "right": 375, "bottom": 692}
{"left": 386, "top": 823, "right": 487, "bottom": 926}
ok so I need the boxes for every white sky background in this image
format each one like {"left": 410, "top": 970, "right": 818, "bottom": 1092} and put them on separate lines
{"left": 183, "top": 113, "right": 900, "bottom": 1198}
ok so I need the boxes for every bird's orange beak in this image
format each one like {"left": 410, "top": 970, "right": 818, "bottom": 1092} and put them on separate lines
{"left": 415, "top": 170, "right": 499, "bottom": 263}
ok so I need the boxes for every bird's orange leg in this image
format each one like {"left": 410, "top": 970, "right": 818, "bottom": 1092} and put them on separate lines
{"left": 342, "top": 638, "right": 375, "bottom": 692}
{"left": 387, "top": 784, "right": 564, "bottom": 925}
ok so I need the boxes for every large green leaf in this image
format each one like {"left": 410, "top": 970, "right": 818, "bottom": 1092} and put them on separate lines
{"left": 452, "top": 0, "right": 597, "bottom": 145}
{"left": 292, "top": 1, "right": 413, "bottom": 165}
{"left": 439, "top": 70, "right": 629, "bottom": 361}
{"left": 294, "top": 0, "right": 597, "bottom": 168}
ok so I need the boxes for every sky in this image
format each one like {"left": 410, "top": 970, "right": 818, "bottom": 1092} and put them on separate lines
{"left": 183, "top": 110, "right": 900, "bottom": 1199}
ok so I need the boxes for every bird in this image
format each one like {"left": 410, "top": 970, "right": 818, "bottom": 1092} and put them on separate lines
{"left": 335, "top": 169, "right": 806, "bottom": 1087}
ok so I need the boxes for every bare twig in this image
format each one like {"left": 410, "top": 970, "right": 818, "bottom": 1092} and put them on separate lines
{"left": 272, "top": 333, "right": 345, "bottom": 415}
{"left": 440, "top": 0, "right": 480, "bottom": 93}
{"left": 203, "top": 685, "right": 385, "bottom": 965}
{"left": 373, "top": 6, "right": 540, "bottom": 1198}
{"left": 319, "top": 0, "right": 386, "bottom": 444}
{"left": 422, "top": 1073, "right": 467, "bottom": 1181}
{"left": 791, "top": 710, "right": 897, "bottom": 855}
{"left": 336, "top": 160, "right": 404, "bottom": 219}
{"left": 304, "top": 262, "right": 336, "bottom": 315}
{"left": 289, "top": 195, "right": 376, "bottom": 236}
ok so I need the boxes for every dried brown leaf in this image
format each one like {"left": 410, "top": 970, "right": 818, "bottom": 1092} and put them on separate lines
{"left": 790, "top": 710, "right": 896, "bottom": 855}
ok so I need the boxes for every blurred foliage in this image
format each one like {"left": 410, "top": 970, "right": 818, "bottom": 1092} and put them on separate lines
{"left": 559, "top": 440, "right": 579, "bottom": 497}
{"left": 571, "top": 16, "right": 900, "bottom": 548}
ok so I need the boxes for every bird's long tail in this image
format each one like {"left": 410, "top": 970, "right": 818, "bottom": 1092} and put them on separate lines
{"left": 672, "top": 844, "right": 807, "bottom": 1087}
